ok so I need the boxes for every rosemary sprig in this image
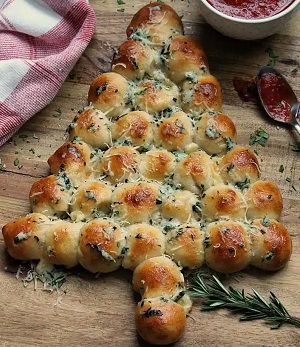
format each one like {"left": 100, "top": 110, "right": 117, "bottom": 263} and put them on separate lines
{"left": 188, "top": 273, "right": 300, "bottom": 329}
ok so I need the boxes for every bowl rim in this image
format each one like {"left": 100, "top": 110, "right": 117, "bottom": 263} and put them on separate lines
{"left": 200, "top": 0, "right": 300, "bottom": 24}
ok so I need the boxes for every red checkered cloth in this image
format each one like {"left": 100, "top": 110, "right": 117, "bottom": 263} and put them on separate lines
{"left": 0, "top": 0, "right": 95, "bottom": 146}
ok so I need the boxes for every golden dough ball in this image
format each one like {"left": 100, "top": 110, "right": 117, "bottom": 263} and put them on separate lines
{"left": 155, "top": 111, "right": 194, "bottom": 151}
{"left": 135, "top": 298, "right": 186, "bottom": 345}
{"left": 249, "top": 218, "right": 292, "bottom": 271}
{"left": 162, "top": 190, "right": 201, "bottom": 222}
{"left": 111, "top": 111, "right": 154, "bottom": 147}
{"left": 205, "top": 220, "right": 251, "bottom": 273}
{"left": 68, "top": 108, "right": 111, "bottom": 149}
{"left": 122, "top": 224, "right": 165, "bottom": 270}
{"left": 44, "top": 221, "right": 82, "bottom": 268}
{"left": 164, "top": 36, "right": 209, "bottom": 84}
{"left": 127, "top": 2, "right": 183, "bottom": 46}
{"left": 78, "top": 219, "right": 126, "bottom": 273}
{"left": 111, "top": 182, "right": 161, "bottom": 224}
{"left": 70, "top": 181, "right": 112, "bottom": 221}
{"left": 99, "top": 146, "right": 140, "bottom": 184}
{"left": 201, "top": 184, "right": 247, "bottom": 221}
{"left": 29, "top": 175, "right": 72, "bottom": 218}
{"left": 174, "top": 151, "right": 220, "bottom": 195}
{"left": 2, "top": 213, "right": 50, "bottom": 260}
{"left": 88, "top": 72, "right": 129, "bottom": 118}
{"left": 139, "top": 149, "right": 175, "bottom": 181}
{"left": 181, "top": 75, "right": 222, "bottom": 114}
{"left": 133, "top": 79, "right": 179, "bottom": 114}
{"left": 194, "top": 112, "right": 237, "bottom": 155}
{"left": 218, "top": 145, "right": 260, "bottom": 189}
{"left": 132, "top": 256, "right": 184, "bottom": 299}
{"left": 112, "top": 40, "right": 160, "bottom": 80}
{"left": 245, "top": 180, "right": 283, "bottom": 220}
{"left": 165, "top": 223, "right": 205, "bottom": 269}
{"left": 47, "top": 140, "right": 92, "bottom": 187}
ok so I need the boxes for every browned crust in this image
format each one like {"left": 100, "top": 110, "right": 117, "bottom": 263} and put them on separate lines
{"left": 135, "top": 299, "right": 186, "bottom": 345}
{"left": 206, "top": 221, "right": 251, "bottom": 273}
{"left": 126, "top": 2, "right": 183, "bottom": 38}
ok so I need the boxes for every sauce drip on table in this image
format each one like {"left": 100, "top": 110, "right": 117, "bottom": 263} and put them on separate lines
{"left": 206, "top": 0, "right": 295, "bottom": 19}
{"left": 233, "top": 77, "right": 258, "bottom": 102}
{"left": 259, "top": 72, "right": 294, "bottom": 122}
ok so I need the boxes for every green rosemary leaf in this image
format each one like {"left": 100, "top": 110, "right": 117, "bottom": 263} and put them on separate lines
{"left": 187, "top": 273, "right": 300, "bottom": 330}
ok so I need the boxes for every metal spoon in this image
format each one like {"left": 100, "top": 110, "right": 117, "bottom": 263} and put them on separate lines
{"left": 257, "top": 66, "right": 300, "bottom": 136}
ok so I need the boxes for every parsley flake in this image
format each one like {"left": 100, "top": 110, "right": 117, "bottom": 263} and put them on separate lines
{"left": 279, "top": 164, "right": 284, "bottom": 173}
{"left": 249, "top": 128, "right": 269, "bottom": 147}
{"left": 266, "top": 48, "right": 279, "bottom": 68}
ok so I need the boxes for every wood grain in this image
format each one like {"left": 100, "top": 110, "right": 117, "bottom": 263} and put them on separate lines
{"left": 0, "top": 1, "right": 300, "bottom": 346}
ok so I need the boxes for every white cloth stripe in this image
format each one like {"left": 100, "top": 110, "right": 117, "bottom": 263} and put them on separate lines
{"left": 0, "top": 0, "right": 6, "bottom": 9}
{"left": 0, "top": 59, "right": 30, "bottom": 102}
{"left": 2, "top": 0, "right": 62, "bottom": 36}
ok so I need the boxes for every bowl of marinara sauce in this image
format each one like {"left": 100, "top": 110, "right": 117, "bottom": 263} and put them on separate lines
{"left": 199, "top": 0, "right": 300, "bottom": 40}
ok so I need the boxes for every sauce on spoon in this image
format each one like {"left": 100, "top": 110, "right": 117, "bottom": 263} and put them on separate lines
{"left": 258, "top": 69, "right": 295, "bottom": 123}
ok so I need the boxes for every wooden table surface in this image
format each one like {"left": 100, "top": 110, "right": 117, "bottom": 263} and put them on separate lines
{"left": 0, "top": 1, "right": 300, "bottom": 346}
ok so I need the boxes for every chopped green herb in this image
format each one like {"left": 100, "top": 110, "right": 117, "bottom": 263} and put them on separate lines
{"left": 121, "top": 246, "right": 129, "bottom": 255}
{"left": 141, "top": 307, "right": 163, "bottom": 318}
{"left": 117, "top": 0, "right": 125, "bottom": 4}
{"left": 13, "top": 158, "right": 23, "bottom": 169}
{"left": 96, "top": 82, "right": 108, "bottom": 96}
{"left": 288, "top": 142, "right": 300, "bottom": 152}
{"left": 205, "top": 125, "right": 220, "bottom": 139}
{"left": 286, "top": 177, "right": 291, "bottom": 183}
{"left": 192, "top": 201, "right": 201, "bottom": 213}
{"left": 249, "top": 128, "right": 269, "bottom": 147}
{"left": 14, "top": 231, "right": 31, "bottom": 244}
{"left": 266, "top": 48, "right": 279, "bottom": 67}
{"left": 84, "top": 190, "right": 96, "bottom": 201}
{"left": 134, "top": 87, "right": 150, "bottom": 96}
{"left": 117, "top": 8, "right": 125, "bottom": 12}
{"left": 204, "top": 236, "right": 211, "bottom": 249}
{"left": 227, "top": 163, "right": 235, "bottom": 172}
{"left": 0, "top": 159, "right": 6, "bottom": 172}
{"left": 163, "top": 225, "right": 175, "bottom": 233}
{"left": 19, "top": 134, "right": 28, "bottom": 141}
{"left": 129, "top": 28, "right": 150, "bottom": 43}
{"left": 224, "top": 137, "right": 236, "bottom": 152}
{"left": 264, "top": 251, "right": 275, "bottom": 261}
{"left": 185, "top": 71, "right": 198, "bottom": 83}
{"left": 87, "top": 123, "right": 96, "bottom": 130}
{"left": 291, "top": 68, "right": 298, "bottom": 75}
{"left": 235, "top": 178, "right": 250, "bottom": 190}
{"left": 279, "top": 164, "right": 284, "bottom": 173}
{"left": 261, "top": 216, "right": 270, "bottom": 227}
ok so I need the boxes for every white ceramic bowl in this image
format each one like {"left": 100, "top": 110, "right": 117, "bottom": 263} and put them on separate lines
{"left": 199, "top": 0, "right": 300, "bottom": 40}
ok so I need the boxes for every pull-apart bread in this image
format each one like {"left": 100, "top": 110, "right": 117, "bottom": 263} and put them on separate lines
{"left": 2, "top": 3, "right": 292, "bottom": 345}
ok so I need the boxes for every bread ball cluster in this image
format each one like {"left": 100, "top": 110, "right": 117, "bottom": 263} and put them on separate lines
{"left": 1, "top": 2, "right": 292, "bottom": 346}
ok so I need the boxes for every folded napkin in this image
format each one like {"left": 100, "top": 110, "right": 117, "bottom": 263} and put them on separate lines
{"left": 0, "top": 0, "right": 95, "bottom": 146}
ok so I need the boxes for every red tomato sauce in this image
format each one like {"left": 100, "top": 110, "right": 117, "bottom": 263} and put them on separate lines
{"left": 206, "top": 0, "right": 295, "bottom": 19}
{"left": 259, "top": 72, "right": 293, "bottom": 122}
{"left": 232, "top": 77, "right": 258, "bottom": 102}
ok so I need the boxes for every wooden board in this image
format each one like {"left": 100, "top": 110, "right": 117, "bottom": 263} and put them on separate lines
{"left": 0, "top": 1, "right": 300, "bottom": 346}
